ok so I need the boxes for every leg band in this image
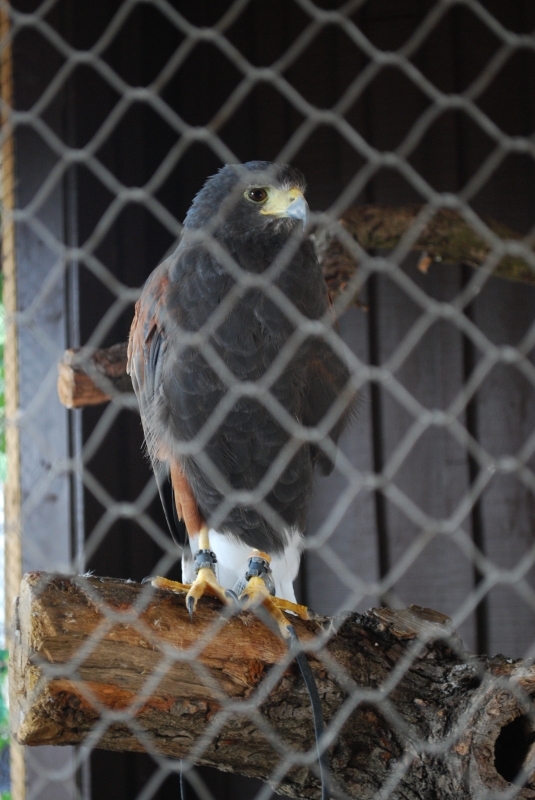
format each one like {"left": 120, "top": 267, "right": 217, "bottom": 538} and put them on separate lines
{"left": 245, "top": 554, "right": 275, "bottom": 596}
{"left": 193, "top": 548, "right": 217, "bottom": 574}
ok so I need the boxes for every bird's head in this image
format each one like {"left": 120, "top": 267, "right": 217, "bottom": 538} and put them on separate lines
{"left": 183, "top": 161, "right": 309, "bottom": 239}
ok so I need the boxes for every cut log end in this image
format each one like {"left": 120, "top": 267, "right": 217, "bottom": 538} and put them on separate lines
{"left": 57, "top": 343, "right": 132, "bottom": 408}
{"left": 9, "top": 572, "right": 535, "bottom": 798}
{"left": 57, "top": 359, "right": 111, "bottom": 408}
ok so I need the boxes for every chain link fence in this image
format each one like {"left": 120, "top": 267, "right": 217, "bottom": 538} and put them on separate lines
{"left": 2, "top": 0, "right": 535, "bottom": 798}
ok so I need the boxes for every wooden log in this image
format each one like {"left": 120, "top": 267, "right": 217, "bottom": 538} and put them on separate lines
{"left": 9, "top": 572, "right": 535, "bottom": 798}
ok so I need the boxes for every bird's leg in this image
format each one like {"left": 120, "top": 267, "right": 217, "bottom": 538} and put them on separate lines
{"left": 239, "top": 550, "right": 309, "bottom": 640}
{"left": 151, "top": 526, "right": 231, "bottom": 619}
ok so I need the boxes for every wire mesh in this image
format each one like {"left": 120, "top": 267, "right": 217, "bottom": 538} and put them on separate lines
{"left": 2, "top": 0, "right": 535, "bottom": 798}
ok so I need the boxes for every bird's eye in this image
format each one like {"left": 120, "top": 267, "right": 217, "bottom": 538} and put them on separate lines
{"left": 246, "top": 187, "right": 268, "bottom": 203}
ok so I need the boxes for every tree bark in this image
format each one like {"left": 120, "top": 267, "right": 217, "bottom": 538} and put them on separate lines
{"left": 10, "top": 572, "right": 535, "bottom": 799}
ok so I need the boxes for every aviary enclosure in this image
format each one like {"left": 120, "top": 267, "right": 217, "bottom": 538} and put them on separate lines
{"left": 2, "top": 1, "right": 535, "bottom": 798}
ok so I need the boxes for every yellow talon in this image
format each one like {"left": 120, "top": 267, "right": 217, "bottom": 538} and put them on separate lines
{"left": 151, "top": 576, "right": 190, "bottom": 594}
{"left": 240, "top": 574, "right": 309, "bottom": 639}
{"left": 151, "top": 537, "right": 309, "bottom": 638}
{"left": 151, "top": 526, "right": 231, "bottom": 619}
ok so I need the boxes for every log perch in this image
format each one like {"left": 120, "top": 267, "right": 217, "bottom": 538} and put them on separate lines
{"left": 57, "top": 204, "right": 535, "bottom": 409}
{"left": 10, "top": 572, "right": 535, "bottom": 799}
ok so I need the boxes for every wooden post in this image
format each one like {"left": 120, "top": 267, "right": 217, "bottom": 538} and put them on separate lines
{"left": 9, "top": 572, "right": 535, "bottom": 799}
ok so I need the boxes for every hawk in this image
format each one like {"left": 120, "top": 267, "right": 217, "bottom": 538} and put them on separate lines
{"left": 127, "top": 161, "right": 354, "bottom": 637}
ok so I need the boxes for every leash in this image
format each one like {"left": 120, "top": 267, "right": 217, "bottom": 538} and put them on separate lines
{"left": 180, "top": 763, "right": 186, "bottom": 800}
{"left": 179, "top": 559, "right": 330, "bottom": 800}
{"left": 287, "top": 624, "right": 330, "bottom": 800}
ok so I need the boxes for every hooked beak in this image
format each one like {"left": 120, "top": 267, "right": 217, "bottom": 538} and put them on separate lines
{"left": 258, "top": 186, "right": 310, "bottom": 229}
{"left": 285, "top": 194, "right": 309, "bottom": 230}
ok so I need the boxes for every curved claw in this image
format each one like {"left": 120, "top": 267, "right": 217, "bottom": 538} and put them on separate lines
{"left": 187, "top": 595, "right": 195, "bottom": 623}
{"left": 225, "top": 589, "right": 239, "bottom": 603}
{"left": 238, "top": 576, "right": 308, "bottom": 639}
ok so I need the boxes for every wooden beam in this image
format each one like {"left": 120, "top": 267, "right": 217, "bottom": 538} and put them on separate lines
{"left": 1, "top": 4, "right": 27, "bottom": 798}
{"left": 10, "top": 572, "right": 535, "bottom": 798}
{"left": 1, "top": 0, "right": 19, "bottom": 648}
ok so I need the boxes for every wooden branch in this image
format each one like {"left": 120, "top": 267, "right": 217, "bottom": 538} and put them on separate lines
{"left": 56, "top": 205, "right": 535, "bottom": 409}
{"left": 10, "top": 573, "right": 535, "bottom": 799}
{"left": 325, "top": 204, "right": 535, "bottom": 289}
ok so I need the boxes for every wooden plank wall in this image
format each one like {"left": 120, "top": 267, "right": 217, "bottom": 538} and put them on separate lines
{"left": 8, "top": 1, "right": 535, "bottom": 799}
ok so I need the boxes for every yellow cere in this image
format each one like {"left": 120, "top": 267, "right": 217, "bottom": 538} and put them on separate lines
{"left": 256, "top": 186, "right": 304, "bottom": 217}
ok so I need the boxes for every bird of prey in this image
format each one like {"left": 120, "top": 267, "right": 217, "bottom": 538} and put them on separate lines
{"left": 127, "top": 161, "right": 354, "bottom": 637}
